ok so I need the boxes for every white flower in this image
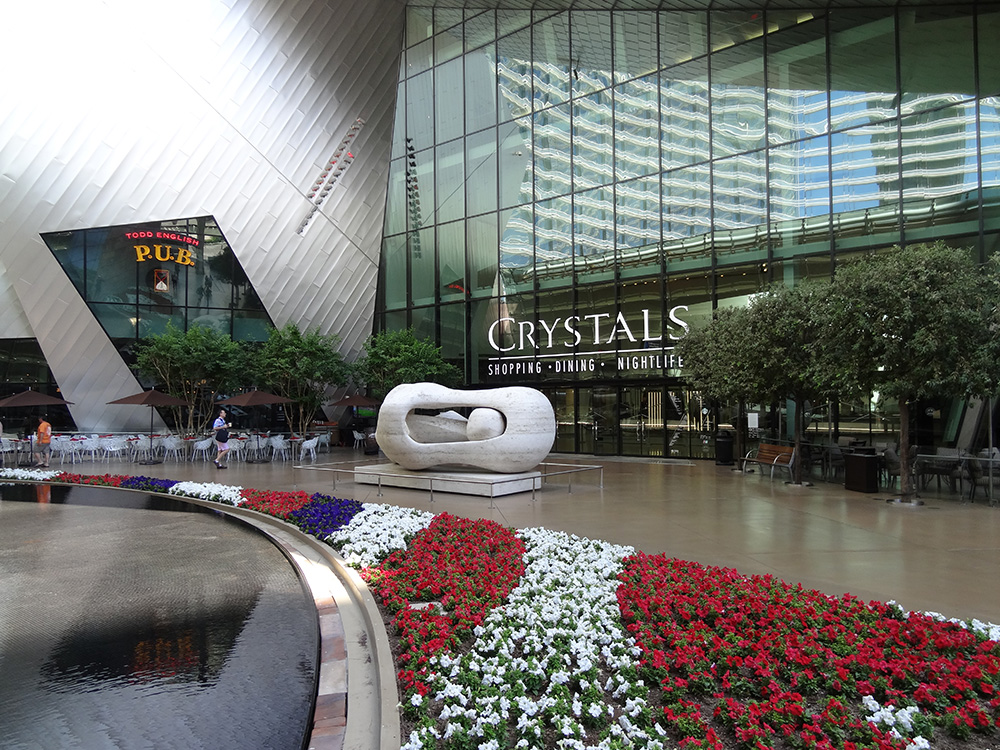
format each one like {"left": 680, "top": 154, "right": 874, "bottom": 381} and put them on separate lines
{"left": 0, "top": 468, "right": 61, "bottom": 481}
{"left": 327, "top": 503, "right": 433, "bottom": 568}
{"left": 167, "top": 480, "right": 243, "bottom": 505}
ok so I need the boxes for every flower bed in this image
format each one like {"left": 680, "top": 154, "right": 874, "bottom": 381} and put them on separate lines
{"left": 4, "top": 467, "right": 999, "bottom": 750}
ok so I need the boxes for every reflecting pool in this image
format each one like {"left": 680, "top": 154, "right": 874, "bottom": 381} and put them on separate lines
{"left": 0, "top": 482, "right": 317, "bottom": 749}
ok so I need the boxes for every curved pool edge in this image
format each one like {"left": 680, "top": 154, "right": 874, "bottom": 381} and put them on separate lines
{"left": 5, "top": 481, "right": 400, "bottom": 750}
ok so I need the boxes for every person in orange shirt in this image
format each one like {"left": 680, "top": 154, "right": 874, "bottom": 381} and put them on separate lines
{"left": 33, "top": 415, "right": 52, "bottom": 468}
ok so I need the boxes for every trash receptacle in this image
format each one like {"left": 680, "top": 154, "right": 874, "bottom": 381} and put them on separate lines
{"left": 363, "top": 429, "right": 379, "bottom": 456}
{"left": 715, "top": 431, "right": 734, "bottom": 466}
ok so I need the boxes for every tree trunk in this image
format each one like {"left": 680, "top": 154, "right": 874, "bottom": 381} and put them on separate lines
{"left": 735, "top": 401, "right": 747, "bottom": 467}
{"left": 898, "top": 398, "right": 916, "bottom": 498}
{"left": 792, "top": 395, "right": 805, "bottom": 485}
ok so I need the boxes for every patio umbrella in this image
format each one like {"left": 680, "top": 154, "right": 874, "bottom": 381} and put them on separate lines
{"left": 0, "top": 389, "right": 74, "bottom": 408}
{"left": 217, "top": 390, "right": 294, "bottom": 462}
{"left": 107, "top": 389, "right": 189, "bottom": 465}
{"left": 0, "top": 390, "right": 75, "bottom": 465}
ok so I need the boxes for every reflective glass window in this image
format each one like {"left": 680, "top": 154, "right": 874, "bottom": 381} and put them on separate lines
{"left": 464, "top": 11, "right": 495, "bottom": 52}
{"left": 572, "top": 91, "right": 614, "bottom": 191}
{"left": 533, "top": 103, "right": 571, "bottom": 200}
{"left": 766, "top": 16, "right": 828, "bottom": 147}
{"left": 406, "top": 7, "right": 434, "bottom": 47}
{"left": 829, "top": 11, "right": 897, "bottom": 132}
{"left": 499, "top": 206, "right": 533, "bottom": 281}
{"left": 439, "top": 301, "right": 467, "bottom": 362}
{"left": 711, "top": 39, "right": 766, "bottom": 159}
{"left": 411, "top": 305, "right": 436, "bottom": 343}
{"left": 381, "top": 235, "right": 408, "bottom": 310}
{"left": 899, "top": 8, "right": 973, "bottom": 118}
{"left": 406, "top": 38, "right": 434, "bottom": 79}
{"left": 436, "top": 138, "right": 465, "bottom": 223}
{"left": 615, "top": 75, "right": 660, "bottom": 183}
{"left": 438, "top": 220, "right": 466, "bottom": 301}
{"left": 385, "top": 157, "right": 407, "bottom": 236}
{"left": 435, "top": 26, "right": 463, "bottom": 66}
{"left": 830, "top": 122, "right": 900, "bottom": 216}
{"left": 660, "top": 60, "right": 710, "bottom": 171}
{"left": 499, "top": 120, "right": 532, "bottom": 208}
{"left": 614, "top": 12, "right": 657, "bottom": 84}
{"left": 570, "top": 12, "right": 612, "bottom": 98}
{"left": 900, "top": 104, "right": 978, "bottom": 204}
{"left": 534, "top": 13, "right": 571, "bottom": 110}
{"left": 711, "top": 12, "right": 764, "bottom": 53}
{"left": 466, "top": 47, "right": 497, "bottom": 133}
{"left": 497, "top": 28, "right": 532, "bottom": 123}
{"left": 616, "top": 175, "right": 662, "bottom": 276}
{"left": 534, "top": 195, "right": 573, "bottom": 290}
{"left": 712, "top": 152, "right": 767, "bottom": 231}
{"left": 769, "top": 134, "right": 832, "bottom": 223}
{"left": 467, "top": 213, "right": 499, "bottom": 298}
{"left": 979, "top": 9, "right": 1000, "bottom": 97}
{"left": 405, "top": 71, "right": 434, "bottom": 148}
{"left": 660, "top": 12, "right": 708, "bottom": 69}
{"left": 662, "top": 163, "right": 712, "bottom": 258}
{"left": 980, "top": 99, "right": 1000, "bottom": 191}
{"left": 411, "top": 226, "right": 436, "bottom": 307}
{"left": 574, "top": 185, "right": 615, "bottom": 285}
{"left": 435, "top": 58, "right": 465, "bottom": 144}
{"left": 466, "top": 129, "right": 498, "bottom": 215}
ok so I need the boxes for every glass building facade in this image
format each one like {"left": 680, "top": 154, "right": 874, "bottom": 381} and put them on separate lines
{"left": 376, "top": 4, "right": 1000, "bottom": 459}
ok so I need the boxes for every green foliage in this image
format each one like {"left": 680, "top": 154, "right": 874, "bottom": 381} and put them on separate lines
{"left": 353, "top": 329, "right": 462, "bottom": 399}
{"left": 255, "top": 323, "right": 350, "bottom": 436}
{"left": 133, "top": 322, "right": 248, "bottom": 432}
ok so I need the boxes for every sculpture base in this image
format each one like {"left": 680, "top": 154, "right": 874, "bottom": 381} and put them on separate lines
{"left": 355, "top": 464, "right": 542, "bottom": 497}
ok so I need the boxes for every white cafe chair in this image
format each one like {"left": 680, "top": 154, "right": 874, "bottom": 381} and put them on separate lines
{"left": 298, "top": 437, "right": 319, "bottom": 462}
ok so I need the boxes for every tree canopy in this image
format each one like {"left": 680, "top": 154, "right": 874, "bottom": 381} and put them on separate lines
{"left": 255, "top": 323, "right": 350, "bottom": 436}
{"left": 352, "top": 329, "right": 462, "bottom": 400}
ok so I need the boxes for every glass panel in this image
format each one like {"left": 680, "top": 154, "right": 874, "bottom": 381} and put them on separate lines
{"left": 3, "top": 339, "right": 52, "bottom": 383}
{"left": 406, "top": 7, "right": 434, "bottom": 47}
{"left": 464, "top": 11, "right": 495, "bottom": 52}
{"left": 829, "top": 11, "right": 897, "bottom": 132}
{"left": 466, "top": 47, "right": 497, "bottom": 133}
{"left": 496, "top": 27, "right": 532, "bottom": 123}
{"left": 621, "top": 385, "right": 665, "bottom": 457}
{"left": 533, "top": 103, "right": 570, "bottom": 200}
{"left": 405, "top": 38, "right": 434, "bottom": 79}
{"left": 766, "top": 16, "right": 828, "bottom": 147}
{"left": 232, "top": 311, "right": 271, "bottom": 342}
{"left": 438, "top": 220, "right": 466, "bottom": 301}
{"left": 466, "top": 129, "right": 498, "bottom": 215}
{"left": 439, "top": 301, "right": 466, "bottom": 361}
{"left": 411, "top": 226, "right": 436, "bottom": 307}
{"left": 830, "top": 122, "right": 900, "bottom": 235}
{"left": 900, "top": 104, "right": 978, "bottom": 203}
{"left": 662, "top": 163, "right": 712, "bottom": 273}
{"left": 615, "top": 75, "right": 660, "bottom": 182}
{"left": 614, "top": 11, "right": 658, "bottom": 83}
{"left": 660, "top": 12, "right": 708, "bottom": 69}
{"left": 545, "top": 386, "right": 578, "bottom": 453}
{"left": 406, "top": 149, "right": 434, "bottom": 232}
{"left": 981, "top": 99, "right": 1000, "bottom": 192}
{"left": 468, "top": 213, "right": 498, "bottom": 299}
{"left": 899, "top": 8, "right": 973, "bottom": 117}
{"left": 590, "top": 386, "right": 619, "bottom": 455}
{"left": 499, "top": 207, "right": 532, "bottom": 281}
{"left": 715, "top": 263, "right": 768, "bottom": 310}
{"left": 661, "top": 59, "right": 710, "bottom": 171}
{"left": 577, "top": 388, "right": 594, "bottom": 453}
{"left": 411, "top": 305, "right": 436, "bottom": 344}
{"left": 436, "top": 138, "right": 465, "bottom": 223}
{"left": 572, "top": 90, "right": 614, "bottom": 191}
{"left": 574, "top": 185, "right": 615, "bottom": 285}
{"left": 137, "top": 304, "right": 184, "bottom": 338}
{"left": 469, "top": 296, "right": 502, "bottom": 384}
{"left": 770, "top": 135, "right": 833, "bottom": 258}
{"left": 497, "top": 10, "right": 532, "bottom": 40}
{"left": 533, "top": 13, "right": 571, "bottom": 110}
{"left": 574, "top": 282, "right": 616, "bottom": 376}
{"left": 616, "top": 175, "right": 662, "bottom": 280}
{"left": 711, "top": 12, "right": 764, "bottom": 52}
{"left": 384, "top": 156, "right": 406, "bottom": 236}
{"left": 390, "top": 83, "right": 406, "bottom": 161}
{"left": 712, "top": 152, "right": 767, "bottom": 233}
{"left": 435, "top": 27, "right": 464, "bottom": 66}
{"left": 435, "top": 58, "right": 465, "bottom": 144}
{"left": 404, "top": 71, "right": 434, "bottom": 148}
{"left": 535, "top": 194, "right": 573, "bottom": 289}
{"left": 979, "top": 9, "right": 1000, "bottom": 97}
{"left": 499, "top": 119, "right": 532, "bottom": 208}
{"left": 43, "top": 230, "right": 87, "bottom": 298}
{"left": 91, "top": 302, "right": 137, "bottom": 339}
{"left": 711, "top": 39, "right": 765, "bottom": 159}
{"left": 571, "top": 11, "right": 612, "bottom": 98}
{"left": 381, "top": 235, "right": 408, "bottom": 310}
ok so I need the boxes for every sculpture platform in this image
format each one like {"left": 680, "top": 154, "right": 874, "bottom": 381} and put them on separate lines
{"left": 355, "top": 464, "right": 542, "bottom": 497}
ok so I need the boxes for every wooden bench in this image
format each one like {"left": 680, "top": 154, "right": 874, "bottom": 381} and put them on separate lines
{"left": 742, "top": 443, "right": 795, "bottom": 479}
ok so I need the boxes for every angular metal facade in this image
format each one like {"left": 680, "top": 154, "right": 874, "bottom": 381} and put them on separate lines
{"left": 0, "top": 0, "right": 404, "bottom": 431}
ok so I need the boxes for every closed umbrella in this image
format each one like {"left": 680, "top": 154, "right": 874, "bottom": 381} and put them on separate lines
{"left": 217, "top": 390, "right": 294, "bottom": 462}
{"left": 107, "top": 389, "right": 189, "bottom": 465}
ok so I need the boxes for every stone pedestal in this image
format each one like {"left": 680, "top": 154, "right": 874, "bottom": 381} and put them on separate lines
{"left": 355, "top": 464, "right": 542, "bottom": 497}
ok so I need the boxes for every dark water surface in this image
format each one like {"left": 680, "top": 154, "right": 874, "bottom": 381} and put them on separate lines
{"left": 0, "top": 482, "right": 318, "bottom": 750}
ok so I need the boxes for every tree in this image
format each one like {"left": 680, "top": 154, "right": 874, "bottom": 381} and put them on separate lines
{"left": 673, "top": 305, "right": 763, "bottom": 465}
{"left": 133, "top": 322, "right": 248, "bottom": 433}
{"left": 744, "top": 284, "right": 832, "bottom": 485}
{"left": 818, "top": 242, "right": 998, "bottom": 498}
{"left": 353, "top": 329, "right": 462, "bottom": 399}
{"left": 255, "top": 323, "right": 350, "bottom": 436}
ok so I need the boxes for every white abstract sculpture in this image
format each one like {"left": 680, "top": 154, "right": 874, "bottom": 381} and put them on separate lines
{"left": 375, "top": 383, "right": 555, "bottom": 473}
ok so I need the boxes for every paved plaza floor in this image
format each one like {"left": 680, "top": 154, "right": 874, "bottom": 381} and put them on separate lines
{"left": 31, "top": 445, "right": 1000, "bottom": 626}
